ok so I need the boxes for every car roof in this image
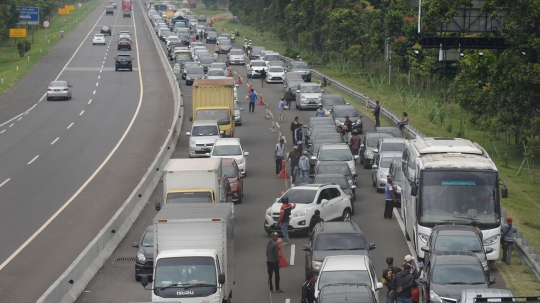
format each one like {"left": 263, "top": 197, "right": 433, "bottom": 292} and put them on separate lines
{"left": 318, "top": 161, "right": 349, "bottom": 167}
{"left": 322, "top": 255, "right": 369, "bottom": 271}
{"left": 319, "top": 284, "right": 375, "bottom": 303}
{"left": 316, "top": 221, "right": 363, "bottom": 234}
{"left": 380, "top": 138, "right": 406, "bottom": 144}
{"left": 214, "top": 138, "right": 241, "bottom": 146}
{"left": 250, "top": 60, "right": 265, "bottom": 63}
{"left": 192, "top": 120, "right": 219, "bottom": 126}
{"left": 320, "top": 143, "right": 349, "bottom": 149}
{"left": 434, "top": 224, "right": 480, "bottom": 235}
{"left": 313, "top": 125, "right": 337, "bottom": 129}
{"left": 432, "top": 251, "right": 480, "bottom": 265}
{"left": 221, "top": 158, "right": 237, "bottom": 167}
{"left": 365, "top": 132, "right": 393, "bottom": 138}
{"left": 309, "top": 117, "right": 334, "bottom": 121}
{"left": 313, "top": 174, "right": 348, "bottom": 184}
{"left": 380, "top": 151, "right": 402, "bottom": 158}
{"left": 299, "top": 82, "right": 320, "bottom": 87}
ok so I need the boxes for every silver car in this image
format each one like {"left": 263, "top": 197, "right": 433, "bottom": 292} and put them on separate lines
{"left": 186, "top": 120, "right": 223, "bottom": 158}
{"left": 371, "top": 151, "right": 402, "bottom": 192}
{"left": 234, "top": 101, "right": 243, "bottom": 126}
{"left": 47, "top": 81, "right": 73, "bottom": 101}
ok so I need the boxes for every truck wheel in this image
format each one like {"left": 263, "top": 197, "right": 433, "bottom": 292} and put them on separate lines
{"left": 342, "top": 209, "right": 351, "bottom": 221}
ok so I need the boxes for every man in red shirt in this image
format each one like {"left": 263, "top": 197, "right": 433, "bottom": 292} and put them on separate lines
{"left": 278, "top": 196, "right": 296, "bottom": 245}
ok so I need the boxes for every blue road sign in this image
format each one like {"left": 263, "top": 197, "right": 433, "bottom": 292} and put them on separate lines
{"left": 17, "top": 7, "right": 40, "bottom": 25}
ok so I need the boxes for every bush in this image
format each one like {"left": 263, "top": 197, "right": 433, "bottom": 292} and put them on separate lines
{"left": 208, "top": 4, "right": 219, "bottom": 10}
{"left": 17, "top": 40, "right": 31, "bottom": 57}
{"left": 284, "top": 47, "right": 299, "bottom": 59}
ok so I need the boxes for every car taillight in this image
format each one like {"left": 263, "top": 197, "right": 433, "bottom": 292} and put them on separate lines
{"left": 63, "top": 88, "right": 68, "bottom": 91}
{"left": 127, "top": 42, "right": 131, "bottom": 44}
{"left": 47, "top": 88, "right": 51, "bottom": 91}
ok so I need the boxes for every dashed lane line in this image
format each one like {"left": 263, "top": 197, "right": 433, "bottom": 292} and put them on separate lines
{"left": 67, "top": 122, "right": 74, "bottom": 129}
{"left": 79, "top": 110, "right": 85, "bottom": 116}
{"left": 0, "top": 179, "right": 10, "bottom": 188}
{"left": 51, "top": 137, "right": 59, "bottom": 145}
{"left": 27, "top": 155, "right": 39, "bottom": 165}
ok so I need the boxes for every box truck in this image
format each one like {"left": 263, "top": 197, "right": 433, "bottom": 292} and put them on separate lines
{"left": 140, "top": 203, "right": 235, "bottom": 303}
{"left": 191, "top": 79, "right": 236, "bottom": 137}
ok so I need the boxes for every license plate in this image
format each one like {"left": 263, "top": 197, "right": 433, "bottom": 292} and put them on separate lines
{"left": 201, "top": 148, "right": 209, "bottom": 151}
{"left": 274, "top": 223, "right": 279, "bottom": 227}
{"left": 55, "top": 89, "right": 61, "bottom": 92}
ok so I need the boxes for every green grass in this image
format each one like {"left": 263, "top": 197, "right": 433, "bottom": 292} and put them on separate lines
{"left": 191, "top": 6, "right": 227, "bottom": 18}
{"left": 213, "top": 17, "right": 540, "bottom": 294}
{"left": 0, "top": 0, "right": 101, "bottom": 96}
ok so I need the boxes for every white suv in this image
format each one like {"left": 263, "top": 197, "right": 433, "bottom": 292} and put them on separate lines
{"left": 315, "top": 143, "right": 358, "bottom": 176}
{"left": 264, "top": 184, "right": 353, "bottom": 235}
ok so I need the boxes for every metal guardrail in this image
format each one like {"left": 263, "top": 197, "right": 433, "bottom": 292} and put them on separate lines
{"left": 37, "top": 2, "right": 184, "bottom": 302}
{"left": 280, "top": 56, "right": 425, "bottom": 139}
{"left": 515, "top": 233, "right": 540, "bottom": 283}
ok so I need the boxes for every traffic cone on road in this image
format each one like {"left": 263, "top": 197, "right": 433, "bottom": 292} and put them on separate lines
{"left": 228, "top": 68, "right": 233, "bottom": 77}
{"left": 248, "top": 83, "right": 253, "bottom": 93}
{"left": 237, "top": 75, "right": 243, "bottom": 85}
{"left": 277, "top": 159, "right": 290, "bottom": 179}
{"left": 258, "top": 93, "right": 265, "bottom": 106}
{"left": 278, "top": 238, "right": 289, "bottom": 267}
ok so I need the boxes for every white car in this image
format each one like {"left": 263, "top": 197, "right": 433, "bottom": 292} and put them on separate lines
{"left": 314, "top": 255, "right": 383, "bottom": 301}
{"left": 264, "top": 184, "right": 353, "bottom": 235}
{"left": 266, "top": 66, "right": 285, "bottom": 83}
{"left": 118, "top": 31, "right": 131, "bottom": 41}
{"left": 228, "top": 49, "right": 245, "bottom": 65}
{"left": 248, "top": 60, "right": 267, "bottom": 79}
{"left": 92, "top": 34, "right": 106, "bottom": 45}
{"left": 210, "top": 138, "right": 249, "bottom": 175}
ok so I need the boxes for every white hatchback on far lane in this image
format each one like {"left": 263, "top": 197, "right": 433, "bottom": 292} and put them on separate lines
{"left": 266, "top": 66, "right": 286, "bottom": 83}
{"left": 92, "top": 34, "right": 106, "bottom": 45}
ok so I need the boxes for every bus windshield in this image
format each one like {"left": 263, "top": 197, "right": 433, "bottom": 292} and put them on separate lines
{"left": 419, "top": 170, "right": 500, "bottom": 226}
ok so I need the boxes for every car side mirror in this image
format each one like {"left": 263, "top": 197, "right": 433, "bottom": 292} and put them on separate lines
{"left": 189, "top": 117, "right": 193, "bottom": 121}
{"left": 244, "top": 152, "right": 249, "bottom": 156}
{"left": 296, "top": 90, "right": 300, "bottom": 93}
{"left": 185, "top": 132, "right": 191, "bottom": 136}
{"left": 353, "top": 173, "right": 358, "bottom": 177}
{"left": 411, "top": 183, "right": 418, "bottom": 196}
{"left": 320, "top": 199, "right": 329, "bottom": 205}
{"left": 501, "top": 185, "right": 508, "bottom": 198}
{"left": 311, "top": 156, "right": 316, "bottom": 160}
{"left": 321, "top": 89, "right": 325, "bottom": 92}
{"left": 240, "top": 108, "right": 244, "bottom": 111}
{"left": 373, "top": 149, "right": 379, "bottom": 153}
{"left": 141, "top": 275, "right": 149, "bottom": 287}
{"left": 376, "top": 282, "right": 383, "bottom": 290}
{"left": 354, "top": 155, "right": 359, "bottom": 159}
{"left": 419, "top": 277, "right": 427, "bottom": 284}
{"left": 490, "top": 277, "right": 496, "bottom": 284}
{"left": 360, "top": 144, "right": 364, "bottom": 148}
{"left": 131, "top": 242, "right": 139, "bottom": 248}
{"left": 421, "top": 246, "right": 430, "bottom": 253}
{"left": 485, "top": 247, "right": 494, "bottom": 253}
{"left": 368, "top": 243, "right": 376, "bottom": 250}
{"left": 302, "top": 244, "right": 312, "bottom": 252}
{"left": 220, "top": 130, "right": 225, "bottom": 135}
{"left": 371, "top": 164, "right": 378, "bottom": 169}
{"left": 346, "top": 103, "right": 349, "bottom": 105}
{"left": 155, "top": 202, "right": 161, "bottom": 211}
{"left": 351, "top": 185, "right": 356, "bottom": 189}
{"left": 218, "top": 273, "right": 226, "bottom": 285}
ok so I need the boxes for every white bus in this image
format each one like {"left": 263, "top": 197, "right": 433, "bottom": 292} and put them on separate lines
{"left": 400, "top": 137, "right": 508, "bottom": 261}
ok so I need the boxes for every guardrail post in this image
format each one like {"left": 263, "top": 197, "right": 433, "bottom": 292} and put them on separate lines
{"left": 530, "top": 246, "right": 536, "bottom": 255}
{"left": 523, "top": 238, "right": 529, "bottom": 246}
{"left": 516, "top": 231, "right": 522, "bottom": 238}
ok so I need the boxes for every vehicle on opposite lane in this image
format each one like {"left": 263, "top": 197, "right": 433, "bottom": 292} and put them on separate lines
{"left": 47, "top": 80, "right": 73, "bottom": 101}
{"left": 92, "top": 34, "right": 106, "bottom": 45}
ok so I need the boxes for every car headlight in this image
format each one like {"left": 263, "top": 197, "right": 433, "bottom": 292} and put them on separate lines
{"left": 484, "top": 235, "right": 499, "bottom": 246}
{"left": 137, "top": 252, "right": 146, "bottom": 263}
{"left": 266, "top": 207, "right": 272, "bottom": 216}
{"left": 419, "top": 233, "right": 429, "bottom": 243}
{"left": 301, "top": 96, "right": 306, "bottom": 100}
{"left": 317, "top": 96, "right": 322, "bottom": 100}
{"left": 355, "top": 119, "right": 361, "bottom": 125}
{"left": 481, "top": 261, "right": 488, "bottom": 268}
{"left": 378, "top": 171, "right": 386, "bottom": 179}
{"left": 347, "top": 195, "right": 352, "bottom": 200}
{"left": 230, "top": 181, "right": 238, "bottom": 187}
{"left": 293, "top": 209, "right": 308, "bottom": 218}
{"left": 312, "top": 260, "right": 322, "bottom": 270}
{"left": 189, "top": 140, "right": 195, "bottom": 145}
{"left": 365, "top": 150, "right": 373, "bottom": 157}
{"left": 429, "top": 290, "right": 443, "bottom": 303}
{"left": 187, "top": 76, "right": 191, "bottom": 80}
{"left": 350, "top": 166, "right": 356, "bottom": 174}
{"left": 236, "top": 158, "right": 244, "bottom": 164}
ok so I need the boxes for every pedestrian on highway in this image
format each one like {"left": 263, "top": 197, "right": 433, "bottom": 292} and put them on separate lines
{"left": 384, "top": 176, "right": 397, "bottom": 220}
{"left": 247, "top": 66, "right": 253, "bottom": 84}
{"left": 248, "top": 90, "right": 258, "bottom": 113}
{"left": 316, "top": 104, "right": 325, "bottom": 117}
{"left": 278, "top": 196, "right": 296, "bottom": 245}
{"left": 302, "top": 272, "right": 317, "bottom": 303}
{"left": 341, "top": 116, "right": 353, "bottom": 143}
{"left": 290, "top": 117, "right": 299, "bottom": 143}
{"left": 402, "top": 255, "right": 423, "bottom": 279}
{"left": 274, "top": 138, "right": 286, "bottom": 175}
{"left": 260, "top": 68, "right": 267, "bottom": 87}
{"left": 501, "top": 216, "right": 517, "bottom": 265}
{"left": 308, "top": 210, "right": 324, "bottom": 237}
{"left": 398, "top": 112, "right": 408, "bottom": 133}
{"left": 287, "top": 146, "right": 301, "bottom": 185}
{"left": 195, "top": 33, "right": 200, "bottom": 41}
{"left": 322, "top": 76, "right": 327, "bottom": 87}
{"left": 383, "top": 257, "right": 402, "bottom": 303}
{"left": 374, "top": 100, "right": 381, "bottom": 127}
{"left": 299, "top": 151, "right": 310, "bottom": 185}
{"left": 395, "top": 264, "right": 414, "bottom": 303}
{"left": 278, "top": 98, "right": 285, "bottom": 122}
{"left": 349, "top": 130, "right": 361, "bottom": 159}
{"left": 294, "top": 124, "right": 304, "bottom": 146}
{"left": 284, "top": 87, "right": 295, "bottom": 109}
{"left": 267, "top": 232, "right": 283, "bottom": 293}
{"left": 225, "top": 58, "right": 231, "bottom": 67}
{"left": 213, "top": 51, "right": 219, "bottom": 61}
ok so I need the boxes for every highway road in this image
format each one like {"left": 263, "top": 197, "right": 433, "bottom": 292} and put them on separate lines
{"left": 0, "top": 1, "right": 174, "bottom": 302}
{"left": 75, "top": 6, "right": 507, "bottom": 303}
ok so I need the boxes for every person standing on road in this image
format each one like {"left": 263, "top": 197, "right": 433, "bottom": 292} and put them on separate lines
{"left": 308, "top": 210, "right": 324, "bottom": 237}
{"left": 248, "top": 90, "right": 258, "bottom": 113}
{"left": 213, "top": 51, "right": 219, "bottom": 61}
{"left": 501, "top": 217, "right": 517, "bottom": 265}
{"left": 284, "top": 87, "right": 295, "bottom": 109}
{"left": 278, "top": 196, "right": 296, "bottom": 245}
{"left": 299, "top": 151, "right": 310, "bottom": 185}
{"left": 278, "top": 98, "right": 285, "bottom": 122}
{"left": 395, "top": 264, "right": 414, "bottom": 303}
{"left": 384, "top": 176, "right": 397, "bottom": 220}
{"left": 403, "top": 255, "right": 423, "bottom": 279}
{"left": 260, "top": 68, "right": 267, "bottom": 87}
{"left": 287, "top": 146, "right": 301, "bottom": 185}
{"left": 316, "top": 104, "right": 325, "bottom": 117}
{"left": 247, "top": 66, "right": 253, "bottom": 84}
{"left": 382, "top": 257, "right": 402, "bottom": 303}
{"left": 374, "top": 100, "right": 381, "bottom": 127}
{"left": 266, "top": 232, "right": 283, "bottom": 293}
{"left": 349, "top": 129, "right": 361, "bottom": 159}
{"left": 294, "top": 124, "right": 304, "bottom": 146}
{"left": 225, "top": 58, "right": 231, "bottom": 68}
{"left": 290, "top": 117, "right": 299, "bottom": 143}
{"left": 60, "top": 28, "right": 64, "bottom": 38}
{"left": 341, "top": 116, "right": 353, "bottom": 143}
{"left": 301, "top": 272, "right": 317, "bottom": 303}
{"left": 274, "top": 138, "right": 286, "bottom": 175}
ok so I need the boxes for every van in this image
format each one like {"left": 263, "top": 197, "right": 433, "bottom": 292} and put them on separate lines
{"left": 264, "top": 52, "right": 281, "bottom": 65}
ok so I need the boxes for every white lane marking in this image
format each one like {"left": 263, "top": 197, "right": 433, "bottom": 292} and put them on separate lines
{"left": 51, "top": 137, "right": 59, "bottom": 145}
{"left": 93, "top": 90, "right": 96, "bottom": 94}
{"left": 104, "top": 57, "right": 106, "bottom": 60}
{"left": 88, "top": 99, "right": 92, "bottom": 104}
{"left": 9, "top": 123, "right": 14, "bottom": 127}
{"left": 67, "top": 122, "right": 74, "bottom": 129}
{"left": 17, "top": 117, "right": 22, "bottom": 121}
{"left": 39, "top": 94, "right": 45, "bottom": 102}
{"left": 79, "top": 110, "right": 85, "bottom": 116}
{"left": 96, "top": 82, "right": 99, "bottom": 86}
{"left": 285, "top": 299, "right": 290, "bottom": 303}
{"left": 275, "top": 122, "right": 280, "bottom": 128}
{"left": 0, "top": 130, "right": 5, "bottom": 133}
{"left": 290, "top": 244, "right": 295, "bottom": 266}
{"left": 0, "top": 178, "right": 10, "bottom": 188}
{"left": 101, "top": 64, "right": 104, "bottom": 68}
{"left": 1, "top": 3, "right": 144, "bottom": 274}
{"left": 102, "top": 61, "right": 105, "bottom": 64}
{"left": 98, "top": 75, "right": 101, "bottom": 79}
{"left": 105, "top": 52, "right": 107, "bottom": 56}
{"left": 27, "top": 155, "right": 39, "bottom": 165}
{"left": 100, "top": 69, "right": 103, "bottom": 73}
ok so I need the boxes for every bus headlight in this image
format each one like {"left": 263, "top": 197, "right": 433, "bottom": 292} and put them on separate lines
{"left": 483, "top": 235, "right": 499, "bottom": 246}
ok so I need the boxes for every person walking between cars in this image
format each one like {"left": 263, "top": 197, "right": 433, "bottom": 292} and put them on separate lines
{"left": 316, "top": 104, "right": 325, "bottom": 117}
{"left": 248, "top": 90, "right": 258, "bottom": 113}
{"left": 267, "top": 232, "right": 283, "bottom": 293}
{"left": 278, "top": 98, "right": 286, "bottom": 122}
{"left": 290, "top": 117, "right": 299, "bottom": 143}
{"left": 225, "top": 58, "right": 231, "bottom": 68}
{"left": 287, "top": 146, "right": 301, "bottom": 185}
{"left": 308, "top": 210, "right": 324, "bottom": 237}
{"left": 302, "top": 272, "right": 317, "bottom": 303}
{"left": 213, "top": 51, "right": 219, "bottom": 61}
{"left": 501, "top": 216, "right": 517, "bottom": 265}
{"left": 349, "top": 129, "right": 361, "bottom": 159}
{"left": 284, "top": 87, "right": 295, "bottom": 109}
{"left": 274, "top": 138, "right": 286, "bottom": 175}
{"left": 247, "top": 66, "right": 253, "bottom": 84}
{"left": 341, "top": 116, "right": 353, "bottom": 143}
{"left": 299, "top": 151, "right": 310, "bottom": 185}
{"left": 403, "top": 255, "right": 423, "bottom": 279}
{"left": 374, "top": 100, "right": 381, "bottom": 127}
{"left": 384, "top": 176, "right": 397, "bottom": 220}
{"left": 382, "top": 257, "right": 402, "bottom": 303}
{"left": 278, "top": 196, "right": 296, "bottom": 245}
{"left": 395, "top": 264, "right": 415, "bottom": 303}
{"left": 294, "top": 124, "right": 304, "bottom": 146}
{"left": 260, "top": 68, "right": 267, "bottom": 87}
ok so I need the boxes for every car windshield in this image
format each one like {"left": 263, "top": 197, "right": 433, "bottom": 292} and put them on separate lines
{"left": 142, "top": 228, "right": 154, "bottom": 247}
{"left": 208, "top": 32, "right": 217, "bottom": 37}
{"left": 94, "top": 34, "right": 104, "bottom": 38}
{"left": 188, "top": 67, "right": 204, "bottom": 74}
{"left": 266, "top": 54, "right": 280, "bottom": 61}
{"left": 269, "top": 67, "right": 283, "bottom": 72}
{"left": 301, "top": 86, "right": 321, "bottom": 93}
{"left": 319, "top": 149, "right": 352, "bottom": 161}
{"left": 318, "top": 270, "right": 371, "bottom": 290}
{"left": 230, "top": 50, "right": 243, "bottom": 55}
{"left": 176, "top": 54, "right": 191, "bottom": 61}
{"left": 317, "top": 165, "right": 351, "bottom": 177}
{"left": 117, "top": 55, "right": 131, "bottom": 60}
{"left": 191, "top": 125, "right": 219, "bottom": 136}
{"left": 311, "top": 127, "right": 337, "bottom": 138}
{"left": 220, "top": 40, "right": 231, "bottom": 45}
{"left": 191, "top": 42, "right": 203, "bottom": 47}
{"left": 377, "top": 128, "right": 403, "bottom": 137}
{"left": 287, "top": 74, "right": 304, "bottom": 80}
{"left": 223, "top": 166, "right": 237, "bottom": 178}
{"left": 184, "top": 63, "right": 198, "bottom": 70}
{"left": 282, "top": 189, "right": 317, "bottom": 204}
{"left": 168, "top": 37, "right": 179, "bottom": 42}
{"left": 49, "top": 81, "right": 66, "bottom": 87}
{"left": 208, "top": 70, "right": 224, "bottom": 76}
{"left": 381, "top": 142, "right": 405, "bottom": 152}
{"left": 196, "top": 109, "right": 230, "bottom": 125}
{"left": 432, "top": 265, "right": 485, "bottom": 284}
{"left": 334, "top": 108, "right": 360, "bottom": 118}
{"left": 212, "top": 63, "right": 226, "bottom": 69}
{"left": 200, "top": 57, "right": 215, "bottom": 64}
{"left": 315, "top": 133, "right": 341, "bottom": 141}
{"left": 178, "top": 34, "right": 190, "bottom": 40}
{"left": 380, "top": 157, "right": 401, "bottom": 168}
{"left": 251, "top": 62, "right": 266, "bottom": 67}
{"left": 167, "top": 192, "right": 213, "bottom": 203}
{"left": 315, "top": 177, "right": 348, "bottom": 188}
{"left": 309, "top": 119, "right": 335, "bottom": 128}
{"left": 367, "top": 135, "right": 390, "bottom": 147}
{"left": 292, "top": 62, "right": 310, "bottom": 69}
{"left": 315, "top": 233, "right": 366, "bottom": 251}
{"left": 154, "top": 256, "right": 217, "bottom": 288}
{"left": 212, "top": 145, "right": 242, "bottom": 156}
{"left": 323, "top": 98, "right": 346, "bottom": 106}
{"left": 435, "top": 235, "right": 482, "bottom": 252}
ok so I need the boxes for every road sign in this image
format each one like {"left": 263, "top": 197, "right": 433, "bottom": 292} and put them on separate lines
{"left": 65, "top": 5, "right": 75, "bottom": 10}
{"left": 59, "top": 8, "right": 70, "bottom": 14}
{"left": 16, "top": 7, "right": 40, "bottom": 25}
{"left": 43, "top": 20, "right": 50, "bottom": 28}
{"left": 78, "top": 3, "right": 82, "bottom": 7}
{"left": 10, "top": 28, "right": 27, "bottom": 38}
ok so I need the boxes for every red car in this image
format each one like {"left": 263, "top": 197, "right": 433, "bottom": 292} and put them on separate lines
{"left": 222, "top": 158, "right": 244, "bottom": 203}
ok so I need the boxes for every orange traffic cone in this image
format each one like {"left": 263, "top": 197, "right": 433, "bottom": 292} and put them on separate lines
{"left": 277, "top": 159, "right": 290, "bottom": 179}
{"left": 228, "top": 68, "right": 233, "bottom": 77}
{"left": 258, "top": 93, "right": 265, "bottom": 106}
{"left": 247, "top": 83, "right": 253, "bottom": 93}
{"left": 278, "top": 238, "right": 289, "bottom": 267}
{"left": 237, "top": 75, "right": 243, "bottom": 85}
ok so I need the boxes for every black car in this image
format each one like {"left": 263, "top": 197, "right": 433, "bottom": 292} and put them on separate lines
{"left": 185, "top": 66, "right": 205, "bottom": 85}
{"left": 182, "top": 62, "right": 199, "bottom": 79}
{"left": 419, "top": 251, "right": 495, "bottom": 303}
{"left": 313, "top": 174, "right": 356, "bottom": 202}
{"left": 288, "top": 60, "right": 312, "bottom": 81}
{"left": 360, "top": 132, "right": 392, "bottom": 169}
{"left": 375, "top": 126, "right": 404, "bottom": 138}
{"left": 309, "top": 138, "right": 342, "bottom": 175}
{"left": 205, "top": 26, "right": 217, "bottom": 38}
{"left": 321, "top": 94, "right": 348, "bottom": 112}
{"left": 314, "top": 161, "right": 357, "bottom": 186}
{"left": 131, "top": 225, "right": 154, "bottom": 281}
{"left": 218, "top": 40, "right": 232, "bottom": 53}
{"left": 198, "top": 55, "right": 216, "bottom": 72}
{"left": 307, "top": 125, "right": 339, "bottom": 148}
{"left": 283, "top": 78, "right": 304, "bottom": 94}
{"left": 421, "top": 225, "right": 492, "bottom": 276}
{"left": 206, "top": 32, "right": 218, "bottom": 43}
{"left": 332, "top": 105, "right": 363, "bottom": 134}
{"left": 313, "top": 133, "right": 342, "bottom": 144}
{"left": 123, "top": 9, "right": 131, "bottom": 18}
{"left": 303, "top": 222, "right": 376, "bottom": 278}
{"left": 250, "top": 46, "right": 265, "bottom": 59}
{"left": 319, "top": 284, "right": 376, "bottom": 303}
{"left": 117, "top": 37, "right": 131, "bottom": 50}
{"left": 115, "top": 54, "right": 132, "bottom": 71}
{"left": 101, "top": 25, "right": 112, "bottom": 36}
{"left": 198, "top": 15, "right": 207, "bottom": 21}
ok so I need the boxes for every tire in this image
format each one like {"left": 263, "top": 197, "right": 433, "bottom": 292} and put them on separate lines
{"left": 135, "top": 273, "right": 141, "bottom": 281}
{"left": 47, "top": 97, "right": 51, "bottom": 101}
{"left": 360, "top": 155, "right": 364, "bottom": 165}
{"left": 364, "top": 162, "right": 370, "bottom": 169}
{"left": 93, "top": 43, "right": 95, "bottom": 45}
{"left": 342, "top": 208, "right": 352, "bottom": 221}
{"left": 130, "top": 68, "right": 133, "bottom": 71}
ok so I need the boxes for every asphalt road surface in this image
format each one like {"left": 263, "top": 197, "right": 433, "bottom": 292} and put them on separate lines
{"left": 0, "top": 1, "right": 173, "bottom": 302}
{"left": 76, "top": 10, "right": 507, "bottom": 303}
